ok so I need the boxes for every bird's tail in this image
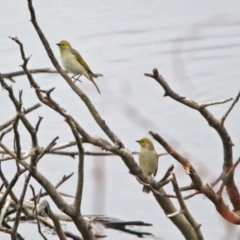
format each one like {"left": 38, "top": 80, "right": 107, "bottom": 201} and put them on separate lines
{"left": 92, "top": 73, "right": 103, "bottom": 78}
{"left": 84, "top": 71, "right": 102, "bottom": 94}
{"left": 142, "top": 186, "right": 151, "bottom": 194}
{"left": 89, "top": 75, "right": 101, "bottom": 94}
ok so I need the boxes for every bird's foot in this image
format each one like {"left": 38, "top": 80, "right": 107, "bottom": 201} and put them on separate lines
{"left": 72, "top": 74, "right": 82, "bottom": 83}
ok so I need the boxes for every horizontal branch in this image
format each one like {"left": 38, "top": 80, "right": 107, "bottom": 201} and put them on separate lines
{"left": 2, "top": 68, "right": 58, "bottom": 82}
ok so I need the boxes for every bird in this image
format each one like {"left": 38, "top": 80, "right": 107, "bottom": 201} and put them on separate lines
{"left": 136, "top": 138, "right": 158, "bottom": 193}
{"left": 56, "top": 40, "right": 103, "bottom": 94}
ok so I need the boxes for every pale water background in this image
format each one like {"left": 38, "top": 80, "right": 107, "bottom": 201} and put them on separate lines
{"left": 1, "top": 1, "right": 240, "bottom": 239}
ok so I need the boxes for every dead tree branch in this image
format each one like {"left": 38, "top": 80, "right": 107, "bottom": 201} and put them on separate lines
{"left": 27, "top": 0, "right": 124, "bottom": 149}
{"left": 0, "top": 102, "right": 41, "bottom": 132}
{"left": 2, "top": 68, "right": 58, "bottom": 82}
{"left": 11, "top": 172, "right": 31, "bottom": 240}
{"left": 150, "top": 131, "right": 240, "bottom": 224}
{"left": 171, "top": 173, "right": 203, "bottom": 240}
{"left": 66, "top": 117, "right": 84, "bottom": 212}
{"left": 29, "top": 185, "right": 48, "bottom": 240}
{"left": 145, "top": 68, "right": 240, "bottom": 211}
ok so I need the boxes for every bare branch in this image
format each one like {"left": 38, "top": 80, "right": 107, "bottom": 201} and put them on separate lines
{"left": 27, "top": 0, "right": 123, "bottom": 149}
{"left": 0, "top": 103, "right": 41, "bottom": 132}
{"left": 180, "top": 184, "right": 196, "bottom": 192}
{"left": 220, "top": 90, "right": 240, "bottom": 126}
{"left": 2, "top": 68, "right": 58, "bottom": 83}
{"left": 0, "top": 200, "right": 10, "bottom": 227}
{"left": 199, "top": 98, "right": 233, "bottom": 108}
{"left": 0, "top": 142, "right": 17, "bottom": 160}
{"left": 49, "top": 141, "right": 76, "bottom": 151}
{"left": 19, "top": 157, "right": 96, "bottom": 239}
{"left": 217, "top": 157, "right": 240, "bottom": 196}
{"left": 29, "top": 185, "right": 48, "bottom": 240}
{"left": 58, "top": 192, "right": 75, "bottom": 198}
{"left": 36, "top": 136, "right": 58, "bottom": 163}
{"left": 13, "top": 116, "right": 21, "bottom": 172}
{"left": 158, "top": 164, "right": 174, "bottom": 183}
{"left": 0, "top": 164, "right": 26, "bottom": 211}
{"left": 0, "top": 127, "right": 13, "bottom": 141}
{"left": 145, "top": 69, "right": 240, "bottom": 210}
{"left": 171, "top": 173, "right": 203, "bottom": 240}
{"left": 150, "top": 132, "right": 191, "bottom": 174}
{"left": 150, "top": 131, "right": 240, "bottom": 224}
{"left": 30, "top": 173, "right": 74, "bottom": 201}
{"left": 183, "top": 192, "right": 201, "bottom": 200}
{"left": 45, "top": 203, "right": 67, "bottom": 240}
{"left": 210, "top": 174, "right": 222, "bottom": 188}
{"left": 55, "top": 172, "right": 74, "bottom": 190}
{"left": 11, "top": 172, "right": 31, "bottom": 239}
{"left": 135, "top": 176, "right": 162, "bottom": 196}
{"left": 162, "top": 194, "right": 177, "bottom": 199}
{"left": 66, "top": 117, "right": 84, "bottom": 212}
{"left": 37, "top": 200, "right": 82, "bottom": 239}
{"left": 35, "top": 116, "right": 43, "bottom": 133}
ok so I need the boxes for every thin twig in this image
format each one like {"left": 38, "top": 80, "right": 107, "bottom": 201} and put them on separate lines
{"left": 36, "top": 136, "right": 58, "bottom": 163}
{"left": 11, "top": 172, "right": 32, "bottom": 239}
{"left": 171, "top": 174, "right": 203, "bottom": 240}
{"left": 29, "top": 185, "right": 48, "bottom": 240}
{"left": 30, "top": 172, "right": 74, "bottom": 201}
{"left": 0, "top": 127, "right": 13, "bottom": 141}
{"left": 0, "top": 102, "right": 41, "bottom": 132}
{"left": 217, "top": 157, "right": 240, "bottom": 196}
{"left": 220, "top": 91, "right": 240, "bottom": 126}
{"left": 66, "top": 117, "right": 84, "bottom": 211}
{"left": 0, "top": 164, "right": 26, "bottom": 211}
{"left": 158, "top": 164, "right": 174, "bottom": 183}
{"left": 199, "top": 98, "right": 233, "bottom": 108}
{"left": 0, "top": 163, "right": 20, "bottom": 206}
{"left": 2, "top": 68, "right": 58, "bottom": 82}
{"left": 183, "top": 192, "right": 201, "bottom": 200}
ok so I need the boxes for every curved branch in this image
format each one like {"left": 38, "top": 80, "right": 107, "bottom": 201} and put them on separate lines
{"left": 150, "top": 131, "right": 240, "bottom": 224}
{"left": 145, "top": 68, "right": 240, "bottom": 211}
{"left": 27, "top": 0, "right": 123, "bottom": 148}
{"left": 66, "top": 117, "right": 84, "bottom": 212}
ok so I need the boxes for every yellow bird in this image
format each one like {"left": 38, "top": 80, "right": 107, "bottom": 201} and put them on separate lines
{"left": 136, "top": 138, "right": 158, "bottom": 193}
{"left": 57, "top": 40, "right": 102, "bottom": 94}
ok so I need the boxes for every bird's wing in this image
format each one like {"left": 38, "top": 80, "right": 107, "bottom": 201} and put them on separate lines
{"left": 153, "top": 152, "right": 158, "bottom": 177}
{"left": 154, "top": 164, "right": 158, "bottom": 176}
{"left": 70, "top": 48, "right": 94, "bottom": 74}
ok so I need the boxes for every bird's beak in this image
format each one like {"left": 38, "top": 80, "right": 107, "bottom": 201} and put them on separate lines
{"left": 56, "top": 43, "right": 60, "bottom": 46}
{"left": 136, "top": 140, "right": 140, "bottom": 143}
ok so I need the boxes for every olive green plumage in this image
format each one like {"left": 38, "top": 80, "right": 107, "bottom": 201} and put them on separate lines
{"left": 136, "top": 138, "right": 158, "bottom": 193}
{"left": 56, "top": 40, "right": 102, "bottom": 94}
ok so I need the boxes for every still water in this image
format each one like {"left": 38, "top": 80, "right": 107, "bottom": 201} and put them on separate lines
{"left": 1, "top": 1, "right": 240, "bottom": 239}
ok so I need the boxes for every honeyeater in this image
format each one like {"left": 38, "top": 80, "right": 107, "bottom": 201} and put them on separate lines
{"left": 57, "top": 40, "right": 102, "bottom": 94}
{"left": 136, "top": 138, "right": 158, "bottom": 193}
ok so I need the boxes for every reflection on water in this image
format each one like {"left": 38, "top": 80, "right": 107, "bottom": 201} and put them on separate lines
{"left": 0, "top": 0, "right": 240, "bottom": 239}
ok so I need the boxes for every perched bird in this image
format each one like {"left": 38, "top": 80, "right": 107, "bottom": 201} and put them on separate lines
{"left": 56, "top": 40, "right": 103, "bottom": 94}
{"left": 136, "top": 138, "right": 158, "bottom": 193}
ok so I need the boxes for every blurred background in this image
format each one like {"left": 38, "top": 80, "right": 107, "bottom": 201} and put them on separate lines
{"left": 0, "top": 0, "right": 240, "bottom": 239}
